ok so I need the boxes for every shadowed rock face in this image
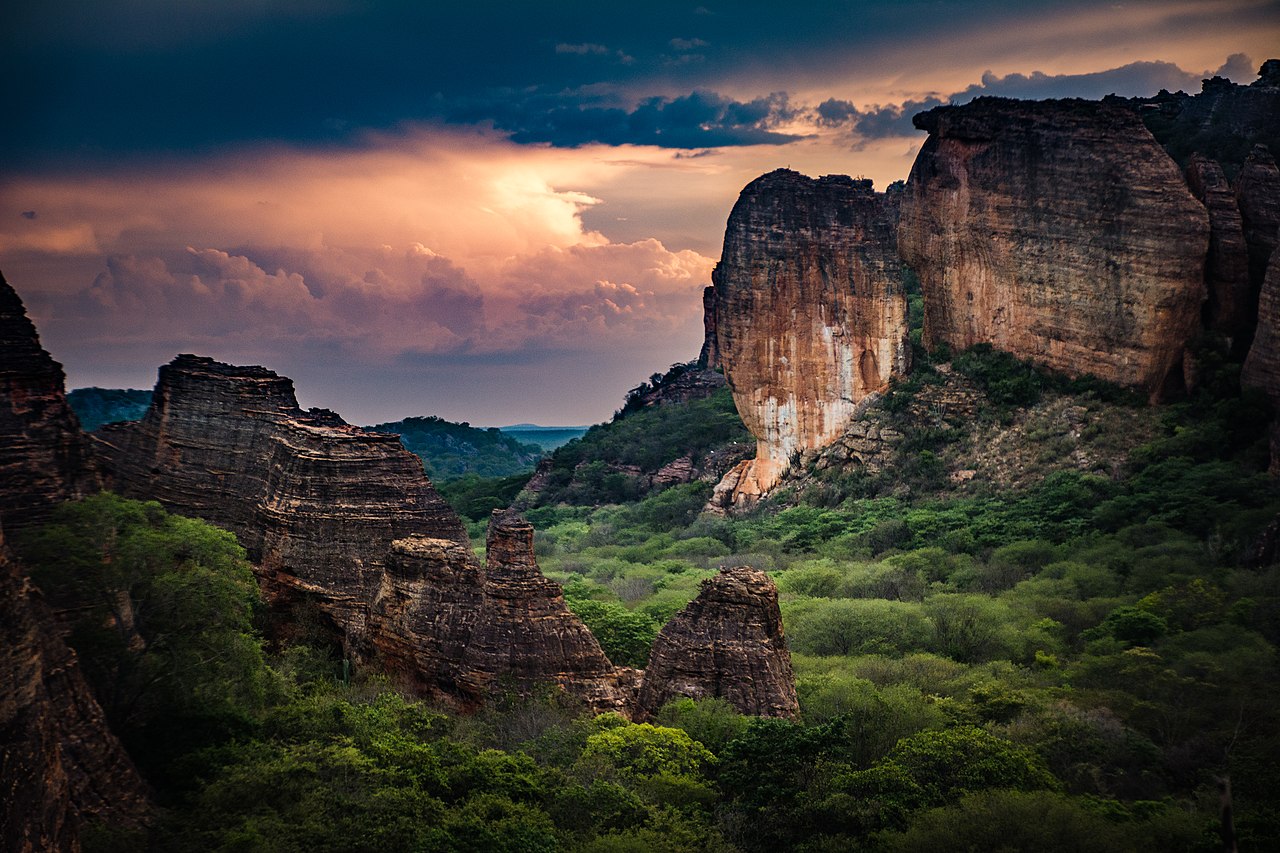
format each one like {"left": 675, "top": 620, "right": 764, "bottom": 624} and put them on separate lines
{"left": 1, "top": 539, "right": 150, "bottom": 851}
{"left": 709, "top": 169, "right": 910, "bottom": 508}
{"left": 0, "top": 273, "right": 148, "bottom": 850}
{"left": 1243, "top": 233, "right": 1280, "bottom": 474}
{"left": 93, "top": 357, "right": 644, "bottom": 712}
{"left": 1186, "top": 154, "right": 1252, "bottom": 347}
{"left": 94, "top": 354, "right": 471, "bottom": 636}
{"left": 1237, "top": 145, "right": 1280, "bottom": 331}
{"left": 0, "top": 272, "right": 99, "bottom": 530}
{"left": 635, "top": 566, "right": 798, "bottom": 721}
{"left": 899, "top": 98, "right": 1209, "bottom": 399}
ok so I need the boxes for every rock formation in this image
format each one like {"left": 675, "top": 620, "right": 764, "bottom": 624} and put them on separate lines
{"left": 635, "top": 566, "right": 798, "bottom": 721}
{"left": 698, "top": 285, "right": 721, "bottom": 370}
{"left": 1236, "top": 146, "right": 1280, "bottom": 326}
{"left": 1, "top": 536, "right": 150, "bottom": 851}
{"left": 1242, "top": 229, "right": 1280, "bottom": 474}
{"left": 899, "top": 98, "right": 1209, "bottom": 399}
{"left": 0, "top": 272, "right": 99, "bottom": 531}
{"left": 0, "top": 272, "right": 149, "bottom": 850}
{"left": 1185, "top": 154, "right": 1252, "bottom": 345}
{"left": 94, "top": 356, "right": 646, "bottom": 712}
{"left": 708, "top": 169, "right": 910, "bottom": 509}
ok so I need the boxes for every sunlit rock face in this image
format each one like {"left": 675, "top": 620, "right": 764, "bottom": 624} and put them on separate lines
{"left": 0, "top": 272, "right": 99, "bottom": 531}
{"left": 708, "top": 170, "right": 910, "bottom": 510}
{"left": 634, "top": 566, "right": 798, "bottom": 721}
{"left": 899, "top": 98, "right": 1209, "bottom": 399}
{"left": 1242, "top": 234, "right": 1280, "bottom": 474}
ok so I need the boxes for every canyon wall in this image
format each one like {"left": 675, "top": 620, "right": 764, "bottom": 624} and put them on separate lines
{"left": 1243, "top": 233, "right": 1280, "bottom": 474}
{"left": 708, "top": 169, "right": 910, "bottom": 509}
{"left": 898, "top": 98, "right": 1209, "bottom": 399}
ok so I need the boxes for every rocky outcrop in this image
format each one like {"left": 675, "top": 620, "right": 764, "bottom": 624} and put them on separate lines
{"left": 899, "top": 98, "right": 1209, "bottom": 399}
{"left": 1, "top": 537, "right": 150, "bottom": 852}
{"left": 1236, "top": 146, "right": 1280, "bottom": 322}
{"left": 1186, "top": 154, "right": 1252, "bottom": 345}
{"left": 93, "top": 356, "right": 645, "bottom": 712}
{"left": 462, "top": 511, "right": 637, "bottom": 712}
{"left": 0, "top": 272, "right": 99, "bottom": 531}
{"left": 1242, "top": 230, "right": 1280, "bottom": 474}
{"left": 709, "top": 170, "right": 910, "bottom": 508}
{"left": 635, "top": 566, "right": 798, "bottom": 721}
{"left": 94, "top": 355, "right": 471, "bottom": 634}
{"left": 698, "top": 285, "right": 721, "bottom": 370}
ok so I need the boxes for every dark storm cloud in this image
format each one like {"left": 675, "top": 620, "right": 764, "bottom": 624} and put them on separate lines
{"left": 7, "top": 0, "right": 1185, "bottom": 165}
{"left": 822, "top": 54, "right": 1262, "bottom": 139}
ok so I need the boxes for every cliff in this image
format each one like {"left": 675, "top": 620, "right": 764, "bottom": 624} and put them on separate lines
{"left": 94, "top": 356, "right": 646, "bottom": 712}
{"left": 708, "top": 169, "right": 910, "bottom": 509}
{"left": 1185, "top": 154, "right": 1252, "bottom": 346}
{"left": 634, "top": 566, "right": 798, "bottom": 721}
{"left": 0, "top": 272, "right": 99, "bottom": 530}
{"left": 898, "top": 98, "right": 1209, "bottom": 399}
{"left": 1242, "top": 232, "right": 1280, "bottom": 474}
{"left": 1236, "top": 145, "right": 1280, "bottom": 344}
{"left": 0, "top": 273, "right": 149, "bottom": 850}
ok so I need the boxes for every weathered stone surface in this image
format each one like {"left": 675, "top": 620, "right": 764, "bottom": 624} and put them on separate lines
{"left": 709, "top": 169, "right": 910, "bottom": 507}
{"left": 462, "top": 510, "right": 637, "bottom": 713}
{"left": 1242, "top": 229, "right": 1280, "bottom": 474}
{"left": 94, "top": 357, "right": 643, "bottom": 712}
{"left": 1, "top": 537, "right": 150, "bottom": 852}
{"left": 0, "top": 272, "right": 99, "bottom": 531}
{"left": 94, "top": 355, "right": 471, "bottom": 635}
{"left": 698, "top": 285, "right": 721, "bottom": 370}
{"left": 1186, "top": 154, "right": 1252, "bottom": 344}
{"left": 1236, "top": 145, "right": 1280, "bottom": 323}
{"left": 899, "top": 98, "right": 1209, "bottom": 398}
{"left": 635, "top": 566, "right": 798, "bottom": 720}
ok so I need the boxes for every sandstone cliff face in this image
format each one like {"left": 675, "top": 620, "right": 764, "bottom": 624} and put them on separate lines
{"left": 1242, "top": 230, "right": 1280, "bottom": 474}
{"left": 635, "top": 566, "right": 798, "bottom": 721}
{"left": 1, "top": 539, "right": 150, "bottom": 852}
{"left": 899, "top": 98, "right": 1209, "bottom": 398}
{"left": 698, "top": 285, "right": 721, "bottom": 370}
{"left": 709, "top": 169, "right": 910, "bottom": 508}
{"left": 95, "top": 355, "right": 471, "bottom": 630}
{"left": 0, "top": 272, "right": 99, "bottom": 531}
{"left": 1186, "top": 154, "right": 1252, "bottom": 345}
{"left": 94, "top": 356, "right": 645, "bottom": 712}
{"left": 1236, "top": 145, "right": 1280, "bottom": 321}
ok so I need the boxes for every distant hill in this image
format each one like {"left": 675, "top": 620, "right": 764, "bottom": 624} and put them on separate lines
{"left": 366, "top": 416, "right": 544, "bottom": 481}
{"left": 498, "top": 425, "right": 588, "bottom": 451}
{"left": 67, "top": 387, "right": 152, "bottom": 431}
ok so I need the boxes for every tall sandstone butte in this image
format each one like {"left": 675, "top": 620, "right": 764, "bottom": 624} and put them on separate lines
{"left": 899, "top": 98, "right": 1209, "bottom": 398}
{"left": 1185, "top": 154, "right": 1252, "bottom": 346}
{"left": 709, "top": 170, "right": 910, "bottom": 509}
{"left": 93, "top": 356, "right": 643, "bottom": 711}
{"left": 635, "top": 566, "right": 798, "bottom": 721}
{"left": 0, "top": 272, "right": 150, "bottom": 851}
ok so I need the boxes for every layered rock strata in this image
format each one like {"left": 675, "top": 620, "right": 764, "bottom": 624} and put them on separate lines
{"left": 635, "top": 566, "right": 798, "bottom": 721}
{"left": 1236, "top": 145, "right": 1280, "bottom": 324}
{"left": 899, "top": 98, "right": 1209, "bottom": 398}
{"left": 1, "top": 537, "right": 150, "bottom": 851}
{"left": 709, "top": 170, "right": 910, "bottom": 508}
{"left": 94, "top": 356, "right": 645, "bottom": 712}
{"left": 0, "top": 272, "right": 99, "bottom": 530}
{"left": 1242, "top": 230, "right": 1280, "bottom": 474}
{"left": 1186, "top": 154, "right": 1252, "bottom": 344}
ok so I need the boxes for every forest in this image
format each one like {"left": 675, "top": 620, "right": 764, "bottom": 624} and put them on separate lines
{"left": 16, "top": 321, "right": 1279, "bottom": 852}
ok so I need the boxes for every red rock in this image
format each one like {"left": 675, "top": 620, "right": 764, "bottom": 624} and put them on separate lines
{"left": 1242, "top": 228, "right": 1280, "bottom": 473}
{"left": 899, "top": 98, "right": 1209, "bottom": 399}
{"left": 635, "top": 566, "right": 798, "bottom": 720}
{"left": 1186, "top": 154, "right": 1252, "bottom": 346}
{"left": 709, "top": 170, "right": 910, "bottom": 506}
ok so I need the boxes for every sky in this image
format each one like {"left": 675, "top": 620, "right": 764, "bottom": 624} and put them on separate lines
{"left": 2, "top": 1, "right": 1277, "bottom": 426}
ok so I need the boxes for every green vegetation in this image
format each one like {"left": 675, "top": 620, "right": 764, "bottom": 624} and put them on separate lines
{"left": 501, "top": 425, "right": 589, "bottom": 451}
{"left": 67, "top": 387, "right": 153, "bottom": 431}
{"left": 367, "top": 415, "right": 543, "bottom": 480}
